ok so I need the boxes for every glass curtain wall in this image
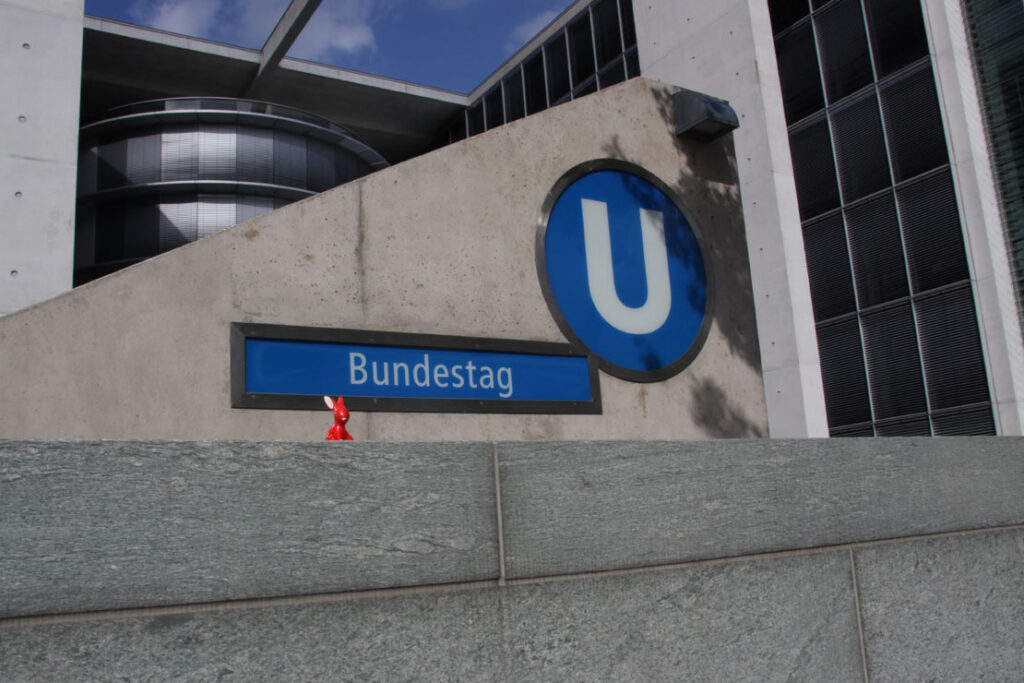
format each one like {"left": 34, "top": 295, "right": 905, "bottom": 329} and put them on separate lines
{"left": 963, "top": 0, "right": 1024, "bottom": 335}
{"left": 769, "top": 0, "right": 996, "bottom": 435}
{"left": 443, "top": 0, "right": 638, "bottom": 143}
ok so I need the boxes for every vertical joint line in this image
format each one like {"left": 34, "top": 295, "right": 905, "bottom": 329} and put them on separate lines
{"left": 849, "top": 548, "right": 871, "bottom": 683}
{"left": 492, "top": 442, "right": 507, "bottom": 586}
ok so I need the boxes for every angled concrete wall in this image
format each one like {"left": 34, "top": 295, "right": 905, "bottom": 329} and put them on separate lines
{"left": 0, "top": 0, "right": 83, "bottom": 316}
{"left": 0, "top": 78, "right": 766, "bottom": 441}
{"left": 1, "top": 437, "right": 1021, "bottom": 679}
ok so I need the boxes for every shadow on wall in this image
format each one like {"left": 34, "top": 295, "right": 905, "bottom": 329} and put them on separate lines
{"left": 601, "top": 83, "right": 765, "bottom": 436}
{"left": 691, "top": 377, "right": 766, "bottom": 437}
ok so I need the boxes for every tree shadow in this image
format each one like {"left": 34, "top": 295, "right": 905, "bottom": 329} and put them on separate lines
{"left": 600, "top": 83, "right": 762, "bottom": 375}
{"left": 690, "top": 376, "right": 766, "bottom": 438}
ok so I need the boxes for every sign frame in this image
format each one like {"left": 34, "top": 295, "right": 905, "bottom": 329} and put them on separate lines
{"left": 535, "top": 158, "right": 716, "bottom": 383}
{"left": 230, "top": 322, "right": 602, "bottom": 414}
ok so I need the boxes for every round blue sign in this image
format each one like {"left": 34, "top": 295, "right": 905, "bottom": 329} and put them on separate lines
{"left": 537, "top": 162, "right": 711, "bottom": 381}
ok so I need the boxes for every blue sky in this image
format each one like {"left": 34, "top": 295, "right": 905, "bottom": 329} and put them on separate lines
{"left": 84, "top": 0, "right": 575, "bottom": 93}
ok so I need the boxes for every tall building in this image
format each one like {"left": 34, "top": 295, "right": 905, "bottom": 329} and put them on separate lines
{"left": 1, "top": 0, "right": 1022, "bottom": 437}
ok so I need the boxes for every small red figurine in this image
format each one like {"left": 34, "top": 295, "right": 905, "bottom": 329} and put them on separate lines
{"left": 323, "top": 395, "right": 354, "bottom": 441}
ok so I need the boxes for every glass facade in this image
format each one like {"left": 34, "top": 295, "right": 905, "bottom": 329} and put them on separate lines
{"left": 769, "top": 0, "right": 995, "bottom": 436}
{"left": 76, "top": 98, "right": 388, "bottom": 284}
{"left": 442, "top": 0, "right": 638, "bottom": 143}
{"left": 963, "top": 0, "right": 1024, "bottom": 335}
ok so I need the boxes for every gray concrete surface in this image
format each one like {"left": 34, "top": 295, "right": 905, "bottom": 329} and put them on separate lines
{"left": 855, "top": 528, "right": 1024, "bottom": 681}
{"left": 0, "top": 440, "right": 498, "bottom": 618}
{"left": 636, "top": 0, "right": 829, "bottom": 438}
{"left": 0, "top": 0, "right": 82, "bottom": 316}
{"left": 0, "top": 78, "right": 766, "bottom": 441}
{"left": 498, "top": 437, "right": 1024, "bottom": 578}
{"left": 0, "top": 551, "right": 864, "bottom": 682}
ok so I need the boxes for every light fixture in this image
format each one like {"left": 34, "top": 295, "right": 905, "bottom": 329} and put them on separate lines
{"left": 672, "top": 90, "right": 740, "bottom": 141}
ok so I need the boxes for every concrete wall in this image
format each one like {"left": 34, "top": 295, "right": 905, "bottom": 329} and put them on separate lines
{"left": 0, "top": 78, "right": 766, "bottom": 441}
{"left": 0, "top": 0, "right": 82, "bottom": 316}
{"left": 634, "top": 0, "right": 830, "bottom": 438}
{"left": 2, "top": 437, "right": 1021, "bottom": 679}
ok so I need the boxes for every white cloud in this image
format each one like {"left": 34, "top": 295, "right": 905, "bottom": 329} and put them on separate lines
{"left": 131, "top": 0, "right": 223, "bottom": 38}
{"left": 224, "top": 0, "right": 291, "bottom": 48}
{"left": 506, "top": 8, "right": 560, "bottom": 52}
{"left": 288, "top": 0, "right": 380, "bottom": 59}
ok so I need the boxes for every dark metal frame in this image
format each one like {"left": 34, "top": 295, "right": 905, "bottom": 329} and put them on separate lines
{"left": 535, "top": 159, "right": 716, "bottom": 383}
{"left": 230, "top": 322, "right": 602, "bottom": 414}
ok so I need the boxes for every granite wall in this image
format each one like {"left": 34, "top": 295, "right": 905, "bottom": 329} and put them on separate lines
{"left": 1, "top": 437, "right": 1021, "bottom": 679}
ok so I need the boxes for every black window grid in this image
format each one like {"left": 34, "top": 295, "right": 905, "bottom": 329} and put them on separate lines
{"left": 442, "top": 0, "right": 639, "bottom": 144}
{"left": 771, "top": 0, "right": 996, "bottom": 436}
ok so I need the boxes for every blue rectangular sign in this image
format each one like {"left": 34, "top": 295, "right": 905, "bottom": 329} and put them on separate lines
{"left": 231, "top": 323, "right": 601, "bottom": 414}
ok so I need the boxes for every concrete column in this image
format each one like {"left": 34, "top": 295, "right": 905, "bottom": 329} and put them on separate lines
{"left": 0, "top": 0, "right": 83, "bottom": 316}
{"left": 634, "top": 0, "right": 829, "bottom": 437}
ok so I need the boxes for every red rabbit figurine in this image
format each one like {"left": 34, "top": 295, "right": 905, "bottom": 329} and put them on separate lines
{"left": 323, "top": 395, "right": 354, "bottom": 441}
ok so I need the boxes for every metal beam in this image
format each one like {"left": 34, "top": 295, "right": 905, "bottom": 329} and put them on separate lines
{"left": 244, "top": 0, "right": 322, "bottom": 98}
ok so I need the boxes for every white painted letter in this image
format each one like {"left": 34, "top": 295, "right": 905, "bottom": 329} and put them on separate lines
{"left": 581, "top": 198, "right": 671, "bottom": 334}
{"left": 350, "top": 352, "right": 367, "bottom": 385}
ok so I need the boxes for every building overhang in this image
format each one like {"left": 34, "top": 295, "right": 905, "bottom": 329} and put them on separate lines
{"left": 81, "top": 16, "right": 470, "bottom": 163}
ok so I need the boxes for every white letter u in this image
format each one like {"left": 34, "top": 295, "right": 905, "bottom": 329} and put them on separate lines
{"left": 580, "top": 198, "right": 671, "bottom": 334}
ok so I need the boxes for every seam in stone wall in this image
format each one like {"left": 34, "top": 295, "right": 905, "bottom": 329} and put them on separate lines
{"left": 849, "top": 548, "right": 871, "bottom": 683}
{"left": 4, "top": 523, "right": 1021, "bottom": 632}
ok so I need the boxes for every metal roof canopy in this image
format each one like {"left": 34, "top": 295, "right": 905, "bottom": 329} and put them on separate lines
{"left": 81, "top": 14, "right": 469, "bottom": 164}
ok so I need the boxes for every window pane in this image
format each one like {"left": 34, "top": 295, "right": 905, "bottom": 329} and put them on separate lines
{"left": 236, "top": 128, "right": 273, "bottom": 183}
{"left": 620, "top": 0, "right": 636, "bottom": 48}
{"left": 197, "top": 125, "right": 236, "bottom": 181}
{"left": 915, "top": 287, "right": 991, "bottom": 410}
{"left": 789, "top": 117, "right": 840, "bottom": 218}
{"left": 863, "top": 0, "right": 929, "bottom": 78}
{"left": 467, "top": 101, "right": 484, "bottom": 136}
{"left": 599, "top": 59, "right": 626, "bottom": 88}
{"left": 817, "top": 319, "right": 873, "bottom": 427}
{"left": 932, "top": 407, "right": 995, "bottom": 435}
{"left": 831, "top": 92, "right": 890, "bottom": 201}
{"left": 897, "top": 171, "right": 970, "bottom": 292}
{"left": 448, "top": 114, "right": 466, "bottom": 143}
{"left": 484, "top": 87, "right": 503, "bottom": 130}
{"left": 545, "top": 33, "right": 571, "bottom": 103}
{"left": 122, "top": 202, "right": 159, "bottom": 258}
{"left": 845, "top": 193, "right": 908, "bottom": 307}
{"left": 524, "top": 53, "right": 547, "bottom": 114}
{"left": 306, "top": 139, "right": 335, "bottom": 192}
{"left": 160, "top": 129, "right": 197, "bottom": 183}
{"left": 862, "top": 304, "right": 927, "bottom": 419}
{"left": 768, "top": 0, "right": 808, "bottom": 35}
{"left": 592, "top": 0, "right": 622, "bottom": 68}
{"left": 504, "top": 70, "right": 525, "bottom": 122}
{"left": 158, "top": 198, "right": 197, "bottom": 251}
{"left": 803, "top": 213, "right": 856, "bottom": 320}
{"left": 775, "top": 21, "right": 825, "bottom": 124}
{"left": 815, "top": 0, "right": 873, "bottom": 102}
{"left": 197, "top": 195, "right": 236, "bottom": 239}
{"left": 569, "top": 14, "right": 596, "bottom": 86}
{"left": 881, "top": 65, "right": 948, "bottom": 182}
{"left": 125, "top": 133, "right": 161, "bottom": 185}
{"left": 875, "top": 418, "right": 930, "bottom": 436}
{"left": 273, "top": 131, "right": 306, "bottom": 188}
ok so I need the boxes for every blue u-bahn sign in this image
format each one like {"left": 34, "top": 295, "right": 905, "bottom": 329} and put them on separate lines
{"left": 537, "top": 160, "right": 712, "bottom": 382}
{"left": 231, "top": 323, "right": 600, "bottom": 413}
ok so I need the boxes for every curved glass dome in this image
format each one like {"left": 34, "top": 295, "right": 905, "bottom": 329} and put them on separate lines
{"left": 75, "top": 97, "right": 389, "bottom": 284}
